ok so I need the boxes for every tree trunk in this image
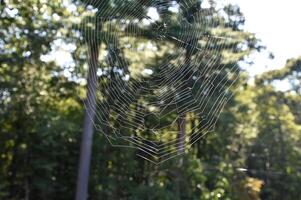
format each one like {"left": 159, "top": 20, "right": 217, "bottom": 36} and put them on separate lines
{"left": 75, "top": 41, "right": 99, "bottom": 200}
{"left": 176, "top": 45, "right": 191, "bottom": 155}
{"left": 177, "top": 115, "right": 186, "bottom": 155}
{"left": 277, "top": 117, "right": 286, "bottom": 200}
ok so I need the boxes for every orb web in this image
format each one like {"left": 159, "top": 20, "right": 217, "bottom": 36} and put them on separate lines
{"left": 79, "top": 0, "right": 239, "bottom": 164}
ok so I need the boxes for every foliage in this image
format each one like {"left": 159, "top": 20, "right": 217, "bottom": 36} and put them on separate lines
{"left": 0, "top": 0, "right": 300, "bottom": 199}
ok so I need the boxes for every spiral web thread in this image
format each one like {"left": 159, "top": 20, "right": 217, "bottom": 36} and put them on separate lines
{"left": 79, "top": 0, "right": 239, "bottom": 164}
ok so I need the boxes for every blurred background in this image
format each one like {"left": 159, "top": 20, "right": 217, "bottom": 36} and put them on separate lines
{"left": 1, "top": 0, "right": 301, "bottom": 199}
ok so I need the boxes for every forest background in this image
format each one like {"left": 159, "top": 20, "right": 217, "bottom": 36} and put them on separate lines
{"left": 1, "top": 0, "right": 301, "bottom": 199}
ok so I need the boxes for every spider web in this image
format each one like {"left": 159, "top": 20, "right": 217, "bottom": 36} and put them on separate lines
{"left": 79, "top": 0, "right": 239, "bottom": 164}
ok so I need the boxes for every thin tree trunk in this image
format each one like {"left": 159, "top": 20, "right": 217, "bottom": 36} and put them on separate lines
{"left": 177, "top": 115, "right": 186, "bottom": 154}
{"left": 277, "top": 117, "right": 286, "bottom": 200}
{"left": 176, "top": 46, "right": 191, "bottom": 155}
{"left": 75, "top": 41, "right": 99, "bottom": 200}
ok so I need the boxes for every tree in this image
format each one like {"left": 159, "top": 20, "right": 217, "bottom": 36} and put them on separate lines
{"left": 244, "top": 57, "right": 301, "bottom": 200}
{"left": 0, "top": 0, "right": 81, "bottom": 199}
